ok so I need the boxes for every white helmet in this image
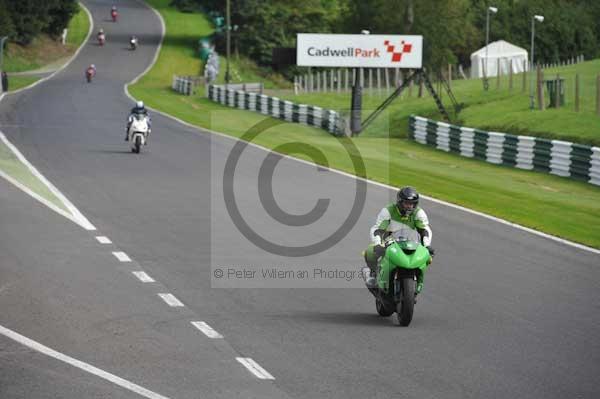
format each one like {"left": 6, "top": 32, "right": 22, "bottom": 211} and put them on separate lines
{"left": 99, "top": 28, "right": 104, "bottom": 33}
{"left": 91, "top": 64, "right": 95, "bottom": 68}
{"left": 136, "top": 101, "right": 144, "bottom": 108}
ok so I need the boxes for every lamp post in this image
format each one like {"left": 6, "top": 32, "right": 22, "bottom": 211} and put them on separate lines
{"left": 225, "top": 0, "right": 231, "bottom": 85}
{"left": 483, "top": 6, "right": 498, "bottom": 91}
{"left": 0, "top": 36, "right": 8, "bottom": 73}
{"left": 529, "top": 14, "right": 544, "bottom": 109}
{"left": 350, "top": 30, "right": 370, "bottom": 135}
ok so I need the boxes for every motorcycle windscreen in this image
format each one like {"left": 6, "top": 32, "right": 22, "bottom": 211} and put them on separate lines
{"left": 390, "top": 225, "right": 420, "bottom": 243}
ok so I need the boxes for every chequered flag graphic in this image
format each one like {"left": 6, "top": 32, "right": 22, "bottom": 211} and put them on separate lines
{"left": 384, "top": 40, "right": 412, "bottom": 62}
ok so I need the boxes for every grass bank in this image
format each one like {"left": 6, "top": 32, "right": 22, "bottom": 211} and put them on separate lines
{"left": 130, "top": 0, "right": 600, "bottom": 248}
{"left": 4, "top": 3, "right": 89, "bottom": 73}
{"left": 273, "top": 60, "right": 600, "bottom": 147}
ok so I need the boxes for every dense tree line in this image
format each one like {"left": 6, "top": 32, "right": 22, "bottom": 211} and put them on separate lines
{"left": 173, "top": 0, "right": 600, "bottom": 71}
{"left": 0, "top": 0, "right": 78, "bottom": 45}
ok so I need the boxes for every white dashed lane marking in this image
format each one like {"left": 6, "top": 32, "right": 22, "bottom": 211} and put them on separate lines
{"left": 236, "top": 357, "right": 275, "bottom": 380}
{"left": 132, "top": 271, "right": 155, "bottom": 283}
{"left": 96, "top": 236, "right": 112, "bottom": 244}
{"left": 191, "top": 321, "right": 223, "bottom": 339}
{"left": 158, "top": 293, "right": 185, "bottom": 307}
{"left": 112, "top": 251, "right": 131, "bottom": 262}
{"left": 0, "top": 324, "right": 171, "bottom": 399}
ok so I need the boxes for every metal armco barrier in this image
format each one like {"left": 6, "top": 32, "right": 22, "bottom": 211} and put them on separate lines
{"left": 409, "top": 115, "right": 600, "bottom": 186}
{"left": 207, "top": 84, "right": 346, "bottom": 136}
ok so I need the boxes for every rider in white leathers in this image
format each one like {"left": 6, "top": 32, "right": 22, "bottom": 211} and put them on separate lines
{"left": 125, "top": 101, "right": 151, "bottom": 141}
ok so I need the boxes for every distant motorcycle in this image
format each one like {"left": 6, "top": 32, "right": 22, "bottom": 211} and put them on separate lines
{"left": 127, "top": 113, "right": 150, "bottom": 153}
{"left": 111, "top": 9, "right": 118, "bottom": 22}
{"left": 130, "top": 37, "right": 138, "bottom": 50}
{"left": 85, "top": 67, "right": 96, "bottom": 83}
{"left": 98, "top": 33, "right": 106, "bottom": 46}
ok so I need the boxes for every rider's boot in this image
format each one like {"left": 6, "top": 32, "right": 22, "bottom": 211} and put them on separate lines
{"left": 416, "top": 274, "right": 424, "bottom": 295}
{"left": 361, "top": 267, "right": 376, "bottom": 288}
{"left": 362, "top": 249, "right": 378, "bottom": 288}
{"left": 362, "top": 263, "right": 377, "bottom": 288}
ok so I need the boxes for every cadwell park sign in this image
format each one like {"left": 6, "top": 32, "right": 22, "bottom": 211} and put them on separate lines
{"left": 297, "top": 34, "right": 423, "bottom": 68}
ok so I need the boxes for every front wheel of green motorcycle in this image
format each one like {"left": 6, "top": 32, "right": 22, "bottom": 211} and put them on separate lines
{"left": 397, "top": 278, "right": 416, "bottom": 326}
{"left": 376, "top": 298, "right": 394, "bottom": 317}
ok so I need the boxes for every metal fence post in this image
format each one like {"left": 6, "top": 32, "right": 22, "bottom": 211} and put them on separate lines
{"left": 596, "top": 74, "right": 600, "bottom": 116}
{"left": 384, "top": 68, "right": 390, "bottom": 93}
{"left": 496, "top": 58, "right": 501, "bottom": 89}
{"left": 522, "top": 60, "right": 527, "bottom": 92}
{"left": 344, "top": 68, "right": 349, "bottom": 91}
{"left": 575, "top": 73, "right": 580, "bottom": 112}
{"left": 509, "top": 59, "right": 513, "bottom": 90}
{"left": 330, "top": 69, "right": 334, "bottom": 92}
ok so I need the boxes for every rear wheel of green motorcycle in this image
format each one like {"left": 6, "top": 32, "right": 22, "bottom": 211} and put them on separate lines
{"left": 397, "top": 278, "right": 416, "bottom": 326}
{"left": 376, "top": 298, "right": 394, "bottom": 317}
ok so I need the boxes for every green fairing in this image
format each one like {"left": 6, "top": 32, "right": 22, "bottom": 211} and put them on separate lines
{"left": 378, "top": 241, "right": 431, "bottom": 294}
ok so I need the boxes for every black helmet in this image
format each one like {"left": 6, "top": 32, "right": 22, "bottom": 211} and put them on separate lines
{"left": 397, "top": 186, "right": 419, "bottom": 216}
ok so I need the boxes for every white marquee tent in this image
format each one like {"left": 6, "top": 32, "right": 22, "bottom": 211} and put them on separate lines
{"left": 470, "top": 40, "right": 528, "bottom": 78}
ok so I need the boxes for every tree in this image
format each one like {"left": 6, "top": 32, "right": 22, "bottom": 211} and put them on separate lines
{"left": 0, "top": 0, "right": 16, "bottom": 40}
{"left": 230, "top": 0, "right": 333, "bottom": 65}
{"left": 1, "top": 0, "right": 77, "bottom": 44}
{"left": 45, "top": 0, "right": 78, "bottom": 38}
{"left": 175, "top": 0, "right": 600, "bottom": 73}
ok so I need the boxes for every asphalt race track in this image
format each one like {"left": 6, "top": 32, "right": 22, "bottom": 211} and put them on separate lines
{"left": 1, "top": 1, "right": 599, "bottom": 398}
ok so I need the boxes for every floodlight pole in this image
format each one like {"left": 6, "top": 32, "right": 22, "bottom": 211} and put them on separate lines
{"left": 529, "top": 15, "right": 543, "bottom": 109}
{"left": 0, "top": 36, "right": 8, "bottom": 74}
{"left": 484, "top": 6, "right": 497, "bottom": 91}
{"left": 225, "top": 0, "right": 231, "bottom": 85}
{"left": 350, "top": 30, "right": 370, "bottom": 135}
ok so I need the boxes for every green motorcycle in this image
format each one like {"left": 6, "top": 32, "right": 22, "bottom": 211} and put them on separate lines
{"left": 367, "top": 226, "right": 432, "bottom": 326}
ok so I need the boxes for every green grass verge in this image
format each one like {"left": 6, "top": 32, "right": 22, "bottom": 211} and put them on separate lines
{"left": 66, "top": 3, "right": 89, "bottom": 47}
{"left": 7, "top": 76, "right": 41, "bottom": 92}
{"left": 130, "top": 0, "right": 600, "bottom": 248}
{"left": 132, "top": 0, "right": 289, "bottom": 90}
{"left": 131, "top": 0, "right": 207, "bottom": 90}
{"left": 0, "top": 139, "right": 68, "bottom": 213}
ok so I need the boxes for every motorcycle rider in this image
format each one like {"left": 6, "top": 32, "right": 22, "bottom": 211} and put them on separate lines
{"left": 97, "top": 28, "right": 105, "bottom": 44}
{"left": 85, "top": 64, "right": 96, "bottom": 81}
{"left": 129, "top": 35, "right": 138, "bottom": 49}
{"left": 363, "top": 186, "right": 435, "bottom": 292}
{"left": 125, "top": 101, "right": 151, "bottom": 141}
{"left": 111, "top": 5, "right": 118, "bottom": 21}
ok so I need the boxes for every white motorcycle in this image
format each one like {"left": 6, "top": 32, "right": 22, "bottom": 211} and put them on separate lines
{"left": 130, "top": 37, "right": 138, "bottom": 50}
{"left": 128, "top": 113, "right": 150, "bottom": 153}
